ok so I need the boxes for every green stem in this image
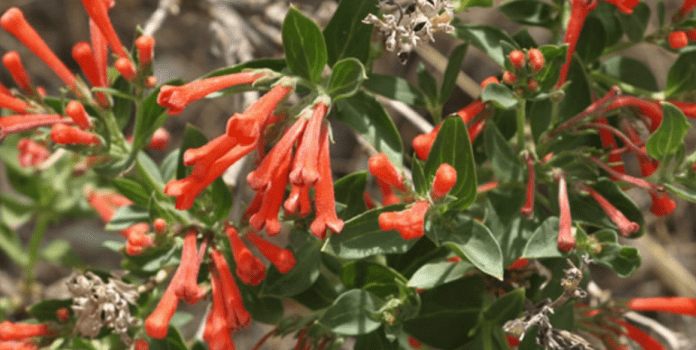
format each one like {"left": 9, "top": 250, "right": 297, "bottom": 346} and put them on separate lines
{"left": 590, "top": 72, "right": 665, "bottom": 100}
{"left": 25, "top": 214, "right": 50, "bottom": 291}
{"left": 516, "top": 98, "right": 527, "bottom": 151}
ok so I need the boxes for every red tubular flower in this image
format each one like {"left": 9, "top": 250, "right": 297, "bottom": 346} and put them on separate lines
{"left": 520, "top": 154, "right": 535, "bottom": 218}
{"left": 245, "top": 232, "right": 296, "bottom": 273}
{"left": 51, "top": 124, "right": 100, "bottom": 145}
{"left": 507, "top": 258, "right": 530, "bottom": 270}
{"left": 145, "top": 278, "right": 180, "bottom": 339}
{"left": 173, "top": 228, "right": 206, "bottom": 304}
{"left": 579, "top": 183, "right": 640, "bottom": 236}
{"left": 90, "top": 19, "right": 108, "bottom": 88}
{"left": 226, "top": 80, "right": 294, "bottom": 142}
{"left": 668, "top": 100, "right": 696, "bottom": 119}
{"left": 147, "top": 127, "right": 170, "bottom": 151}
{"left": 284, "top": 184, "right": 312, "bottom": 217}
{"left": 159, "top": 71, "right": 268, "bottom": 115}
{"left": 210, "top": 249, "right": 251, "bottom": 331}
{"left": 364, "top": 192, "right": 376, "bottom": 209}
{"left": 612, "top": 320, "right": 666, "bottom": 350}
{"left": 204, "top": 268, "right": 236, "bottom": 350}
{"left": 408, "top": 336, "right": 423, "bottom": 349}
{"left": 607, "top": 96, "right": 663, "bottom": 132}
{"left": 3, "top": 51, "right": 33, "bottom": 95}
{"left": 0, "top": 341, "right": 37, "bottom": 350}
{"left": 378, "top": 200, "right": 430, "bottom": 240}
{"left": 600, "top": 0, "right": 639, "bottom": 14}
{"left": 249, "top": 149, "right": 293, "bottom": 236}
{"left": 121, "top": 222, "right": 153, "bottom": 247}
{"left": 0, "top": 82, "right": 12, "bottom": 96}
{"left": 289, "top": 101, "right": 328, "bottom": 185}
{"left": 78, "top": 0, "right": 129, "bottom": 59}
{"left": 1, "top": 8, "right": 77, "bottom": 91}
{"left": 136, "top": 35, "right": 155, "bottom": 67}
{"left": 0, "top": 93, "right": 32, "bottom": 113}
{"left": 678, "top": 0, "right": 696, "bottom": 17}
{"left": 377, "top": 179, "right": 400, "bottom": 205}
{"left": 628, "top": 297, "right": 696, "bottom": 316}
{"left": 86, "top": 190, "right": 116, "bottom": 222}
{"left": 595, "top": 118, "right": 626, "bottom": 178}
{"left": 588, "top": 157, "right": 663, "bottom": 192}
{"left": 226, "top": 225, "right": 266, "bottom": 286}
{"left": 369, "top": 153, "right": 406, "bottom": 192}
{"left": 65, "top": 101, "right": 92, "bottom": 129}
{"left": 0, "top": 321, "right": 53, "bottom": 341}
{"left": 0, "top": 114, "right": 67, "bottom": 138}
{"left": 557, "top": 176, "right": 576, "bottom": 252}
{"left": 412, "top": 124, "right": 440, "bottom": 160}
{"left": 477, "top": 181, "right": 500, "bottom": 193}
{"left": 557, "top": 0, "right": 597, "bottom": 89}
{"left": 17, "top": 138, "right": 50, "bottom": 167}
{"left": 310, "top": 126, "right": 345, "bottom": 239}
{"left": 431, "top": 163, "right": 457, "bottom": 200}
{"left": 71, "top": 42, "right": 102, "bottom": 88}
{"left": 649, "top": 193, "right": 676, "bottom": 217}
{"left": 114, "top": 57, "right": 136, "bottom": 81}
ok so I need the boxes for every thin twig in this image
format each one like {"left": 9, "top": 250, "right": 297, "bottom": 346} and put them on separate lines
{"left": 378, "top": 96, "right": 433, "bottom": 133}
{"left": 414, "top": 45, "right": 481, "bottom": 98}
{"left": 142, "top": 0, "right": 179, "bottom": 36}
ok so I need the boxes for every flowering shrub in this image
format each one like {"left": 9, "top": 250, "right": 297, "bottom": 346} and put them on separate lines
{"left": 2, "top": 0, "right": 696, "bottom": 349}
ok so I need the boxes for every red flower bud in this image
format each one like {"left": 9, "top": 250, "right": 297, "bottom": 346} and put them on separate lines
{"left": 226, "top": 80, "right": 294, "bottom": 141}
{"left": 687, "top": 29, "right": 696, "bottom": 41}
{"left": 502, "top": 71, "right": 517, "bottom": 85}
{"left": 678, "top": 0, "right": 696, "bottom": 17}
{"left": 509, "top": 50, "right": 525, "bottom": 69}
{"left": 135, "top": 35, "right": 155, "bottom": 67}
{"left": 527, "top": 48, "right": 545, "bottom": 72}
{"left": 507, "top": 258, "right": 529, "bottom": 270}
{"left": 628, "top": 297, "right": 696, "bottom": 316}
{"left": 226, "top": 225, "right": 266, "bottom": 286}
{"left": 526, "top": 79, "right": 539, "bottom": 91}
{"left": 649, "top": 193, "right": 676, "bottom": 217}
{"left": 612, "top": 320, "right": 666, "bottom": 350}
{"left": 310, "top": 125, "right": 344, "bottom": 238}
{"left": 520, "top": 155, "right": 535, "bottom": 219}
{"left": 51, "top": 124, "right": 100, "bottom": 146}
{"left": 204, "top": 267, "right": 236, "bottom": 350}
{"left": 134, "top": 339, "right": 149, "bottom": 350}
{"left": 145, "top": 280, "right": 179, "bottom": 339}
{"left": 246, "top": 232, "right": 296, "bottom": 273}
{"left": 431, "top": 163, "right": 457, "bottom": 200}
{"left": 0, "top": 341, "right": 37, "bottom": 350}
{"left": 412, "top": 124, "right": 440, "bottom": 160}
{"left": 71, "top": 42, "right": 100, "bottom": 87}
{"left": 557, "top": 176, "right": 575, "bottom": 252}
{"left": 1, "top": 8, "right": 78, "bottom": 91}
{"left": 289, "top": 101, "right": 328, "bottom": 186}
{"left": 2, "top": 51, "right": 33, "bottom": 95}
{"left": 557, "top": 0, "right": 597, "bottom": 89}
{"left": 0, "top": 321, "right": 53, "bottom": 341}
{"left": 0, "top": 90, "right": 32, "bottom": 113}
{"left": 0, "top": 114, "right": 66, "bottom": 138}
{"left": 78, "top": 0, "right": 129, "bottom": 59}
{"left": 480, "top": 76, "right": 499, "bottom": 89}
{"left": 600, "top": 0, "right": 639, "bottom": 14}
{"left": 369, "top": 153, "right": 406, "bottom": 192}
{"left": 65, "top": 101, "right": 92, "bottom": 129}
{"left": 56, "top": 308, "right": 70, "bottom": 323}
{"left": 17, "top": 138, "right": 49, "bottom": 168}
{"left": 579, "top": 183, "right": 640, "bottom": 237}
{"left": 173, "top": 228, "right": 206, "bottom": 304}
{"left": 668, "top": 31, "right": 688, "bottom": 49}
{"left": 147, "top": 127, "right": 170, "bottom": 151}
{"left": 153, "top": 218, "right": 166, "bottom": 234}
{"left": 145, "top": 76, "right": 157, "bottom": 88}
{"left": 209, "top": 249, "right": 251, "bottom": 331}
{"left": 114, "top": 57, "right": 136, "bottom": 81}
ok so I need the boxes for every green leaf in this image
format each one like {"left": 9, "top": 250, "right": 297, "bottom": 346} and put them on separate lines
{"left": 202, "top": 58, "right": 287, "bottom": 78}
{"left": 262, "top": 241, "right": 321, "bottom": 297}
{"left": 481, "top": 83, "right": 517, "bottom": 110}
{"left": 595, "top": 245, "right": 641, "bottom": 277}
{"left": 161, "top": 149, "right": 180, "bottom": 181}
{"left": 453, "top": 0, "right": 493, "bottom": 11}
{"left": 591, "top": 2, "right": 624, "bottom": 46}
{"left": 513, "top": 29, "right": 538, "bottom": 49}
{"left": 408, "top": 261, "right": 474, "bottom": 289}
{"left": 483, "top": 288, "right": 525, "bottom": 325}
{"left": 292, "top": 274, "right": 338, "bottom": 310}
{"left": 617, "top": 2, "right": 650, "bottom": 42}
{"left": 355, "top": 329, "right": 398, "bottom": 350}
{"left": 484, "top": 123, "right": 523, "bottom": 183}
{"left": 334, "top": 171, "right": 368, "bottom": 220}
{"left": 665, "top": 46, "right": 696, "bottom": 97}
{"left": 499, "top": 0, "right": 555, "bottom": 27}
{"left": 322, "top": 205, "right": 419, "bottom": 259}
{"left": 599, "top": 56, "right": 659, "bottom": 92}
{"left": 177, "top": 124, "right": 210, "bottom": 180}
{"left": 237, "top": 283, "right": 284, "bottom": 324}
{"left": 209, "top": 176, "right": 232, "bottom": 223}
{"left": 646, "top": 102, "right": 690, "bottom": 159}
{"left": 149, "top": 325, "right": 188, "bottom": 350}
{"left": 319, "top": 289, "right": 384, "bottom": 336}
{"left": 664, "top": 183, "right": 696, "bottom": 202}
{"left": 424, "top": 117, "right": 477, "bottom": 210}
{"left": 105, "top": 205, "right": 150, "bottom": 231}
{"left": 111, "top": 77, "right": 133, "bottom": 130}
{"left": 131, "top": 82, "right": 176, "bottom": 152}
{"left": 111, "top": 178, "right": 151, "bottom": 207}
{"left": 522, "top": 217, "right": 565, "bottom": 259}
{"left": 575, "top": 16, "right": 606, "bottom": 63}
{"left": 452, "top": 23, "right": 519, "bottom": 66}
{"left": 411, "top": 157, "right": 428, "bottom": 196}
{"left": 404, "top": 276, "right": 485, "bottom": 349}
{"left": 323, "top": 0, "right": 378, "bottom": 66}
{"left": 28, "top": 299, "right": 72, "bottom": 322}
{"left": 417, "top": 63, "right": 439, "bottom": 106}
{"left": 0, "top": 193, "right": 33, "bottom": 229}
{"left": 557, "top": 56, "right": 592, "bottom": 121}
{"left": 123, "top": 242, "right": 179, "bottom": 275}
{"left": 282, "top": 6, "right": 328, "bottom": 83}
{"left": 137, "top": 152, "right": 165, "bottom": 189}
{"left": 440, "top": 44, "right": 468, "bottom": 105}
{"left": 363, "top": 74, "right": 426, "bottom": 106}
{"left": 535, "top": 45, "right": 567, "bottom": 92}
{"left": 41, "top": 239, "right": 83, "bottom": 268}
{"left": 341, "top": 260, "right": 407, "bottom": 295}
{"left": 335, "top": 91, "right": 403, "bottom": 167}
{"left": 327, "top": 58, "right": 367, "bottom": 101}
{"left": 426, "top": 213, "right": 504, "bottom": 280}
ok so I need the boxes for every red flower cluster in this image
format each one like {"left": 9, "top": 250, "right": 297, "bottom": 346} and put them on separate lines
{"left": 369, "top": 153, "right": 407, "bottom": 205}
{"left": 379, "top": 200, "right": 430, "bottom": 240}
{"left": 17, "top": 138, "right": 50, "bottom": 168}
{"left": 0, "top": 321, "right": 53, "bottom": 347}
{"left": 431, "top": 163, "right": 457, "bottom": 200}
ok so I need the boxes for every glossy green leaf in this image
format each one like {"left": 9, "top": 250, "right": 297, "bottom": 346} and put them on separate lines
{"left": 327, "top": 58, "right": 367, "bottom": 101}
{"left": 522, "top": 217, "right": 565, "bottom": 259}
{"left": 665, "top": 47, "right": 696, "bottom": 97}
{"left": 595, "top": 245, "right": 641, "bottom": 277}
{"left": 262, "top": 241, "right": 321, "bottom": 297}
{"left": 404, "top": 276, "right": 485, "bottom": 349}
{"left": 105, "top": 205, "right": 150, "bottom": 231}
{"left": 0, "top": 193, "right": 33, "bottom": 229}
{"left": 161, "top": 149, "right": 180, "bottom": 182}
{"left": 111, "top": 178, "right": 151, "bottom": 207}
{"left": 483, "top": 288, "right": 525, "bottom": 325}
{"left": 237, "top": 283, "right": 284, "bottom": 324}
{"left": 282, "top": 6, "right": 327, "bottom": 83}
{"left": 209, "top": 176, "right": 232, "bottom": 223}
{"left": 441, "top": 44, "right": 468, "bottom": 105}
{"left": 513, "top": 29, "right": 538, "bottom": 49}
{"left": 646, "top": 102, "right": 690, "bottom": 159}
{"left": 484, "top": 123, "right": 523, "bottom": 183}
{"left": 149, "top": 325, "right": 188, "bottom": 350}
{"left": 411, "top": 157, "right": 428, "bottom": 196}
{"left": 137, "top": 152, "right": 165, "bottom": 190}
{"left": 28, "top": 299, "right": 72, "bottom": 322}
{"left": 342, "top": 260, "right": 407, "bottom": 290}
{"left": 535, "top": 45, "right": 567, "bottom": 92}
{"left": 417, "top": 63, "right": 439, "bottom": 105}
{"left": 323, "top": 205, "right": 419, "bottom": 259}
{"left": 617, "top": 2, "right": 650, "bottom": 42}
{"left": 319, "top": 289, "right": 384, "bottom": 336}
{"left": 591, "top": 2, "right": 624, "bottom": 46}
{"left": 408, "top": 260, "right": 474, "bottom": 289}
{"left": 499, "top": 0, "right": 555, "bottom": 27}
{"left": 481, "top": 83, "right": 517, "bottom": 110}
{"left": 292, "top": 274, "right": 338, "bottom": 310}
{"left": 664, "top": 183, "right": 696, "bottom": 203}
{"left": 575, "top": 16, "right": 606, "bottom": 63}
{"left": 131, "top": 82, "right": 175, "bottom": 153}
{"left": 111, "top": 76, "right": 133, "bottom": 130}
{"left": 363, "top": 74, "right": 426, "bottom": 106}
{"left": 483, "top": 188, "right": 536, "bottom": 267}
{"left": 355, "top": 329, "right": 398, "bottom": 350}
{"left": 557, "top": 56, "right": 592, "bottom": 121}
{"left": 425, "top": 117, "right": 477, "bottom": 210}
{"left": 335, "top": 91, "right": 403, "bottom": 168}
{"left": 323, "top": 0, "right": 378, "bottom": 66}
{"left": 334, "top": 171, "right": 369, "bottom": 220}
{"left": 599, "top": 56, "right": 659, "bottom": 92}
{"left": 452, "top": 23, "right": 519, "bottom": 66}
